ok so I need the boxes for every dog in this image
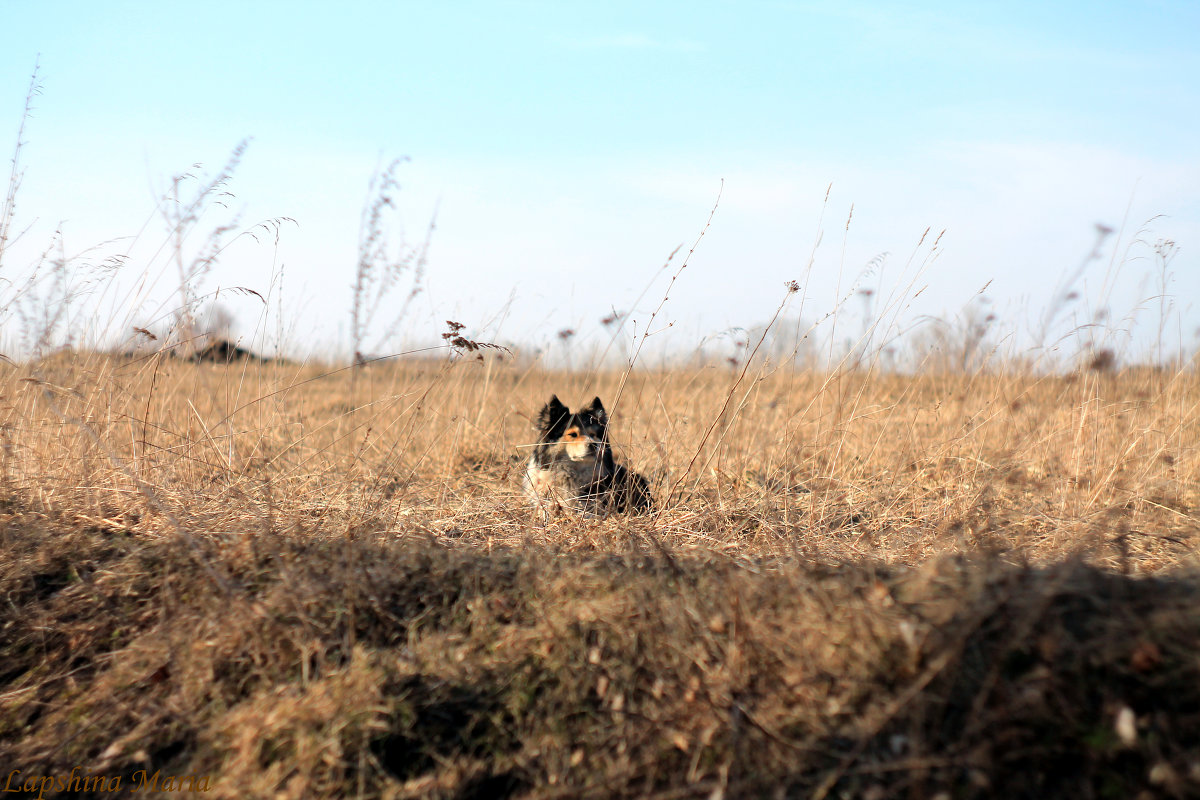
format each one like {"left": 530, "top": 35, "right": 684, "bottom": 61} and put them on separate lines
{"left": 522, "top": 395, "right": 652, "bottom": 516}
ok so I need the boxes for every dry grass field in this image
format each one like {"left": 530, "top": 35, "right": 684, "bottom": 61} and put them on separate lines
{"left": 3, "top": 347, "right": 1200, "bottom": 798}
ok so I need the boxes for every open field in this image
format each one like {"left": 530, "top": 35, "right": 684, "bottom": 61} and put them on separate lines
{"left": 3, "top": 352, "right": 1200, "bottom": 798}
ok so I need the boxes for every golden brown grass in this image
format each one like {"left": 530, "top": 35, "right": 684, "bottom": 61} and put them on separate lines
{"left": 2, "top": 351, "right": 1200, "bottom": 798}
{"left": 9, "top": 351, "right": 1195, "bottom": 568}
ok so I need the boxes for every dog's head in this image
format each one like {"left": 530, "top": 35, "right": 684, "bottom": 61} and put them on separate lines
{"left": 533, "top": 395, "right": 610, "bottom": 465}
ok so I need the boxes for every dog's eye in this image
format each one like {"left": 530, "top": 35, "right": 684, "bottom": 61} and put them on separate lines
{"left": 563, "top": 428, "right": 580, "bottom": 441}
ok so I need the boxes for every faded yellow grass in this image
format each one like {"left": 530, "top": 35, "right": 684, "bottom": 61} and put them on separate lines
{"left": 2, "top": 352, "right": 1200, "bottom": 798}
{"left": 6, "top": 352, "right": 1196, "bottom": 570}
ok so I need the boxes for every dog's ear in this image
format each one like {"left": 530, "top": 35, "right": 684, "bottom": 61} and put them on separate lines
{"left": 537, "top": 395, "right": 569, "bottom": 431}
{"left": 583, "top": 396, "right": 607, "bottom": 426}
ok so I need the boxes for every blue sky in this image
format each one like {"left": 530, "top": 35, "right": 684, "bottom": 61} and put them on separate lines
{"left": 2, "top": 1, "right": 1198, "bottom": 363}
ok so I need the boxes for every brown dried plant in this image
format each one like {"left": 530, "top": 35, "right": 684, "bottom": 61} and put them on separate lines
{"left": 349, "top": 158, "right": 433, "bottom": 368}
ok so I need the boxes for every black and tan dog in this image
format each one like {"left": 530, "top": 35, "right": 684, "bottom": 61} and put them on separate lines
{"left": 522, "top": 395, "right": 652, "bottom": 516}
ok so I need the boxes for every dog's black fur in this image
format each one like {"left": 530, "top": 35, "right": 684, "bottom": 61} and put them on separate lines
{"left": 522, "top": 395, "right": 652, "bottom": 515}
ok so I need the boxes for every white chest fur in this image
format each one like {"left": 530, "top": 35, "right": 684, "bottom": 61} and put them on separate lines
{"left": 523, "top": 456, "right": 606, "bottom": 511}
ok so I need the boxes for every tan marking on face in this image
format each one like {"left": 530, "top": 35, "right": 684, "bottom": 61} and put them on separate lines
{"left": 555, "top": 425, "right": 597, "bottom": 461}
